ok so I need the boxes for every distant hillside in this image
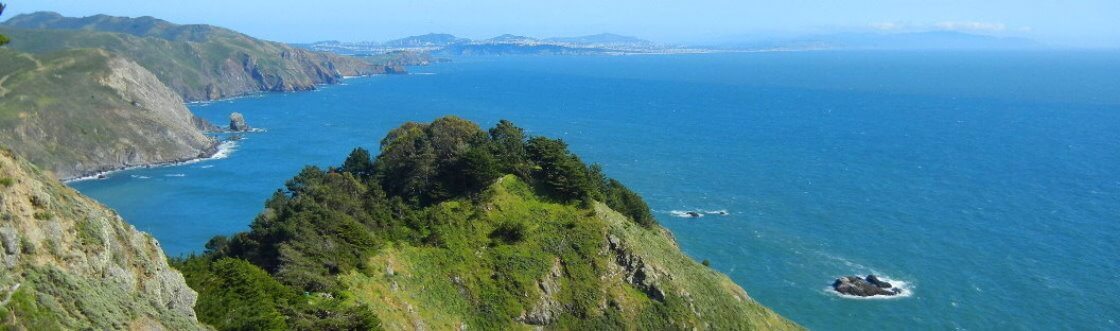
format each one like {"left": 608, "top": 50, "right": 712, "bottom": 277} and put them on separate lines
{"left": 0, "top": 12, "right": 397, "bottom": 101}
{"left": 176, "top": 117, "right": 800, "bottom": 330}
{"left": 300, "top": 32, "right": 680, "bottom": 56}
{"left": 383, "top": 33, "right": 467, "bottom": 48}
{"left": 545, "top": 33, "right": 657, "bottom": 48}
{"left": 0, "top": 149, "right": 204, "bottom": 329}
{"left": 0, "top": 48, "right": 216, "bottom": 180}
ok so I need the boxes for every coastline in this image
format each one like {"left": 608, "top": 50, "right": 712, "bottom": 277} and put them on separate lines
{"left": 62, "top": 139, "right": 235, "bottom": 183}
{"left": 69, "top": 71, "right": 399, "bottom": 184}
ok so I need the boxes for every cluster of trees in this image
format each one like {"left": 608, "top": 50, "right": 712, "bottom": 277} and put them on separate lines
{"left": 177, "top": 117, "right": 656, "bottom": 329}
{"left": 364, "top": 117, "right": 654, "bottom": 227}
{"left": 1, "top": 4, "right": 9, "bottom": 46}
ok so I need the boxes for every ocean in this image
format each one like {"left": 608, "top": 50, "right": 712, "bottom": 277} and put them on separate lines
{"left": 71, "top": 51, "right": 1120, "bottom": 329}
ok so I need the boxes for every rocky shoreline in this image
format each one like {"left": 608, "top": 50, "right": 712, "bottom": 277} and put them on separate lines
{"left": 62, "top": 140, "right": 225, "bottom": 183}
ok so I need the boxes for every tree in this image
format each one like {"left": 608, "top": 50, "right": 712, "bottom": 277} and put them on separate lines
{"left": 460, "top": 145, "right": 500, "bottom": 193}
{"left": 0, "top": 3, "right": 9, "bottom": 46}
{"left": 341, "top": 147, "right": 374, "bottom": 176}
{"left": 526, "top": 137, "right": 594, "bottom": 201}
{"left": 488, "top": 120, "right": 529, "bottom": 178}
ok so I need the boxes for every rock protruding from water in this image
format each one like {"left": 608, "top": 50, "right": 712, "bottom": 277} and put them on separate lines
{"left": 832, "top": 275, "right": 902, "bottom": 297}
{"left": 229, "top": 112, "right": 249, "bottom": 132}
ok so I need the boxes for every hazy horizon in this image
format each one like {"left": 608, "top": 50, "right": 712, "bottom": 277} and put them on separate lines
{"left": 4, "top": 0, "right": 1119, "bottom": 48}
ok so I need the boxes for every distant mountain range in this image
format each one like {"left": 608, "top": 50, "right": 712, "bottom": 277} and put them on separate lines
{"left": 301, "top": 30, "right": 1041, "bottom": 56}
{"left": 297, "top": 33, "right": 686, "bottom": 56}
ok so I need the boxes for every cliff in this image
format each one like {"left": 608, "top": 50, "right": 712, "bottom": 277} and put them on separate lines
{"left": 0, "top": 149, "right": 204, "bottom": 330}
{"left": 0, "top": 48, "right": 216, "bottom": 180}
{"left": 1, "top": 12, "right": 394, "bottom": 102}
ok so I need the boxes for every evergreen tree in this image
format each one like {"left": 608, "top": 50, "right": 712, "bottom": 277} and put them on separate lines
{"left": 341, "top": 147, "right": 375, "bottom": 177}
{"left": 488, "top": 119, "right": 529, "bottom": 178}
{"left": 0, "top": 4, "right": 9, "bottom": 46}
{"left": 526, "top": 137, "right": 594, "bottom": 201}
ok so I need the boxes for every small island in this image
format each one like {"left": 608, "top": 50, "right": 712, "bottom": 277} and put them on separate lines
{"left": 832, "top": 275, "right": 903, "bottom": 297}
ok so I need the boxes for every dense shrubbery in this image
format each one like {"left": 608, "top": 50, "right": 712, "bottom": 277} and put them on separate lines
{"left": 177, "top": 117, "right": 658, "bottom": 330}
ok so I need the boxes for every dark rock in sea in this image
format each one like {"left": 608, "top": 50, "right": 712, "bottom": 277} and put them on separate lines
{"left": 229, "top": 112, "right": 249, "bottom": 132}
{"left": 832, "top": 275, "right": 901, "bottom": 297}
{"left": 866, "top": 274, "right": 893, "bottom": 288}
{"left": 686, "top": 211, "right": 702, "bottom": 218}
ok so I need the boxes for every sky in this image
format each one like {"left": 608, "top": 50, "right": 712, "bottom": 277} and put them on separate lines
{"left": 4, "top": 0, "right": 1119, "bottom": 47}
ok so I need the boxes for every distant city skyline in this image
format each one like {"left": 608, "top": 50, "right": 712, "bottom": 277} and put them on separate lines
{"left": 4, "top": 0, "right": 1118, "bottom": 47}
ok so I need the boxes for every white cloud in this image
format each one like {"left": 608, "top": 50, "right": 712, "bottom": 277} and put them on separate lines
{"left": 934, "top": 21, "right": 1007, "bottom": 32}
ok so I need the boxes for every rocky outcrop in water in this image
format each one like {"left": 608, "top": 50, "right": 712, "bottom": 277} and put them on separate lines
{"left": 229, "top": 112, "right": 249, "bottom": 132}
{"left": 832, "top": 275, "right": 902, "bottom": 297}
{"left": 0, "top": 149, "right": 205, "bottom": 329}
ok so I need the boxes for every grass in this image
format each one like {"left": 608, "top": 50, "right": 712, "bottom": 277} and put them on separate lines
{"left": 335, "top": 176, "right": 801, "bottom": 330}
{"left": 0, "top": 26, "right": 403, "bottom": 102}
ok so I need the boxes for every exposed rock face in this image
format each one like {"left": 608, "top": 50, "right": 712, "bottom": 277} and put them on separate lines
{"left": 832, "top": 275, "right": 902, "bottom": 297}
{"left": 0, "top": 49, "right": 217, "bottom": 180}
{"left": 229, "top": 112, "right": 249, "bottom": 132}
{"left": 0, "top": 149, "right": 205, "bottom": 329}
{"left": 607, "top": 234, "right": 667, "bottom": 301}
{"left": 517, "top": 259, "right": 564, "bottom": 325}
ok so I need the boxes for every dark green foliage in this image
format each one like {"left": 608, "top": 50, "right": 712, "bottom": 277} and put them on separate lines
{"left": 180, "top": 117, "right": 660, "bottom": 330}
{"left": 525, "top": 137, "right": 596, "bottom": 201}
{"left": 703, "top": 259, "right": 711, "bottom": 267}
{"left": 176, "top": 258, "right": 291, "bottom": 330}
{"left": 0, "top": 177, "right": 12, "bottom": 187}
{"left": 174, "top": 257, "right": 383, "bottom": 331}
{"left": 488, "top": 119, "right": 530, "bottom": 178}
{"left": 340, "top": 148, "right": 374, "bottom": 177}
{"left": 458, "top": 146, "right": 501, "bottom": 194}
{"left": 0, "top": 4, "right": 7, "bottom": 46}
{"left": 224, "top": 167, "right": 382, "bottom": 292}
{"left": 489, "top": 221, "right": 526, "bottom": 245}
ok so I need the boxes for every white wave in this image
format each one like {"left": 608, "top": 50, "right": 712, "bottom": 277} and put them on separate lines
{"left": 130, "top": 175, "right": 151, "bottom": 179}
{"left": 209, "top": 140, "right": 238, "bottom": 160}
{"left": 198, "top": 165, "right": 214, "bottom": 169}
{"left": 826, "top": 275, "right": 915, "bottom": 300}
{"left": 669, "top": 210, "right": 704, "bottom": 218}
{"left": 164, "top": 174, "right": 186, "bottom": 177}
{"left": 703, "top": 209, "right": 730, "bottom": 216}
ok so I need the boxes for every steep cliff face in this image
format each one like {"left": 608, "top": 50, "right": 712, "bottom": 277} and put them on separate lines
{"left": 0, "top": 48, "right": 216, "bottom": 179}
{"left": 0, "top": 149, "right": 204, "bottom": 330}
{"left": 1, "top": 12, "right": 394, "bottom": 102}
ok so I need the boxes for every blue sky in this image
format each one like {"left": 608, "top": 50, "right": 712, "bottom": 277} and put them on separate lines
{"left": 4, "top": 0, "right": 1119, "bottom": 47}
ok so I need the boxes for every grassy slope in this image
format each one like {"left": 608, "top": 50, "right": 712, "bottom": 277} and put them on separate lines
{"left": 339, "top": 175, "right": 799, "bottom": 330}
{"left": 0, "top": 26, "right": 379, "bottom": 101}
{"left": 0, "top": 48, "right": 213, "bottom": 179}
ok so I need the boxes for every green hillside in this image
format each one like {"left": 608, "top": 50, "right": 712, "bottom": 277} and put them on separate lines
{"left": 0, "top": 48, "right": 216, "bottom": 179}
{"left": 177, "top": 117, "right": 799, "bottom": 330}
{"left": 1, "top": 12, "right": 406, "bottom": 101}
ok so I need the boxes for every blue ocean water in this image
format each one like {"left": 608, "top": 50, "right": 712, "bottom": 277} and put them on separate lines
{"left": 71, "top": 51, "right": 1120, "bottom": 329}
